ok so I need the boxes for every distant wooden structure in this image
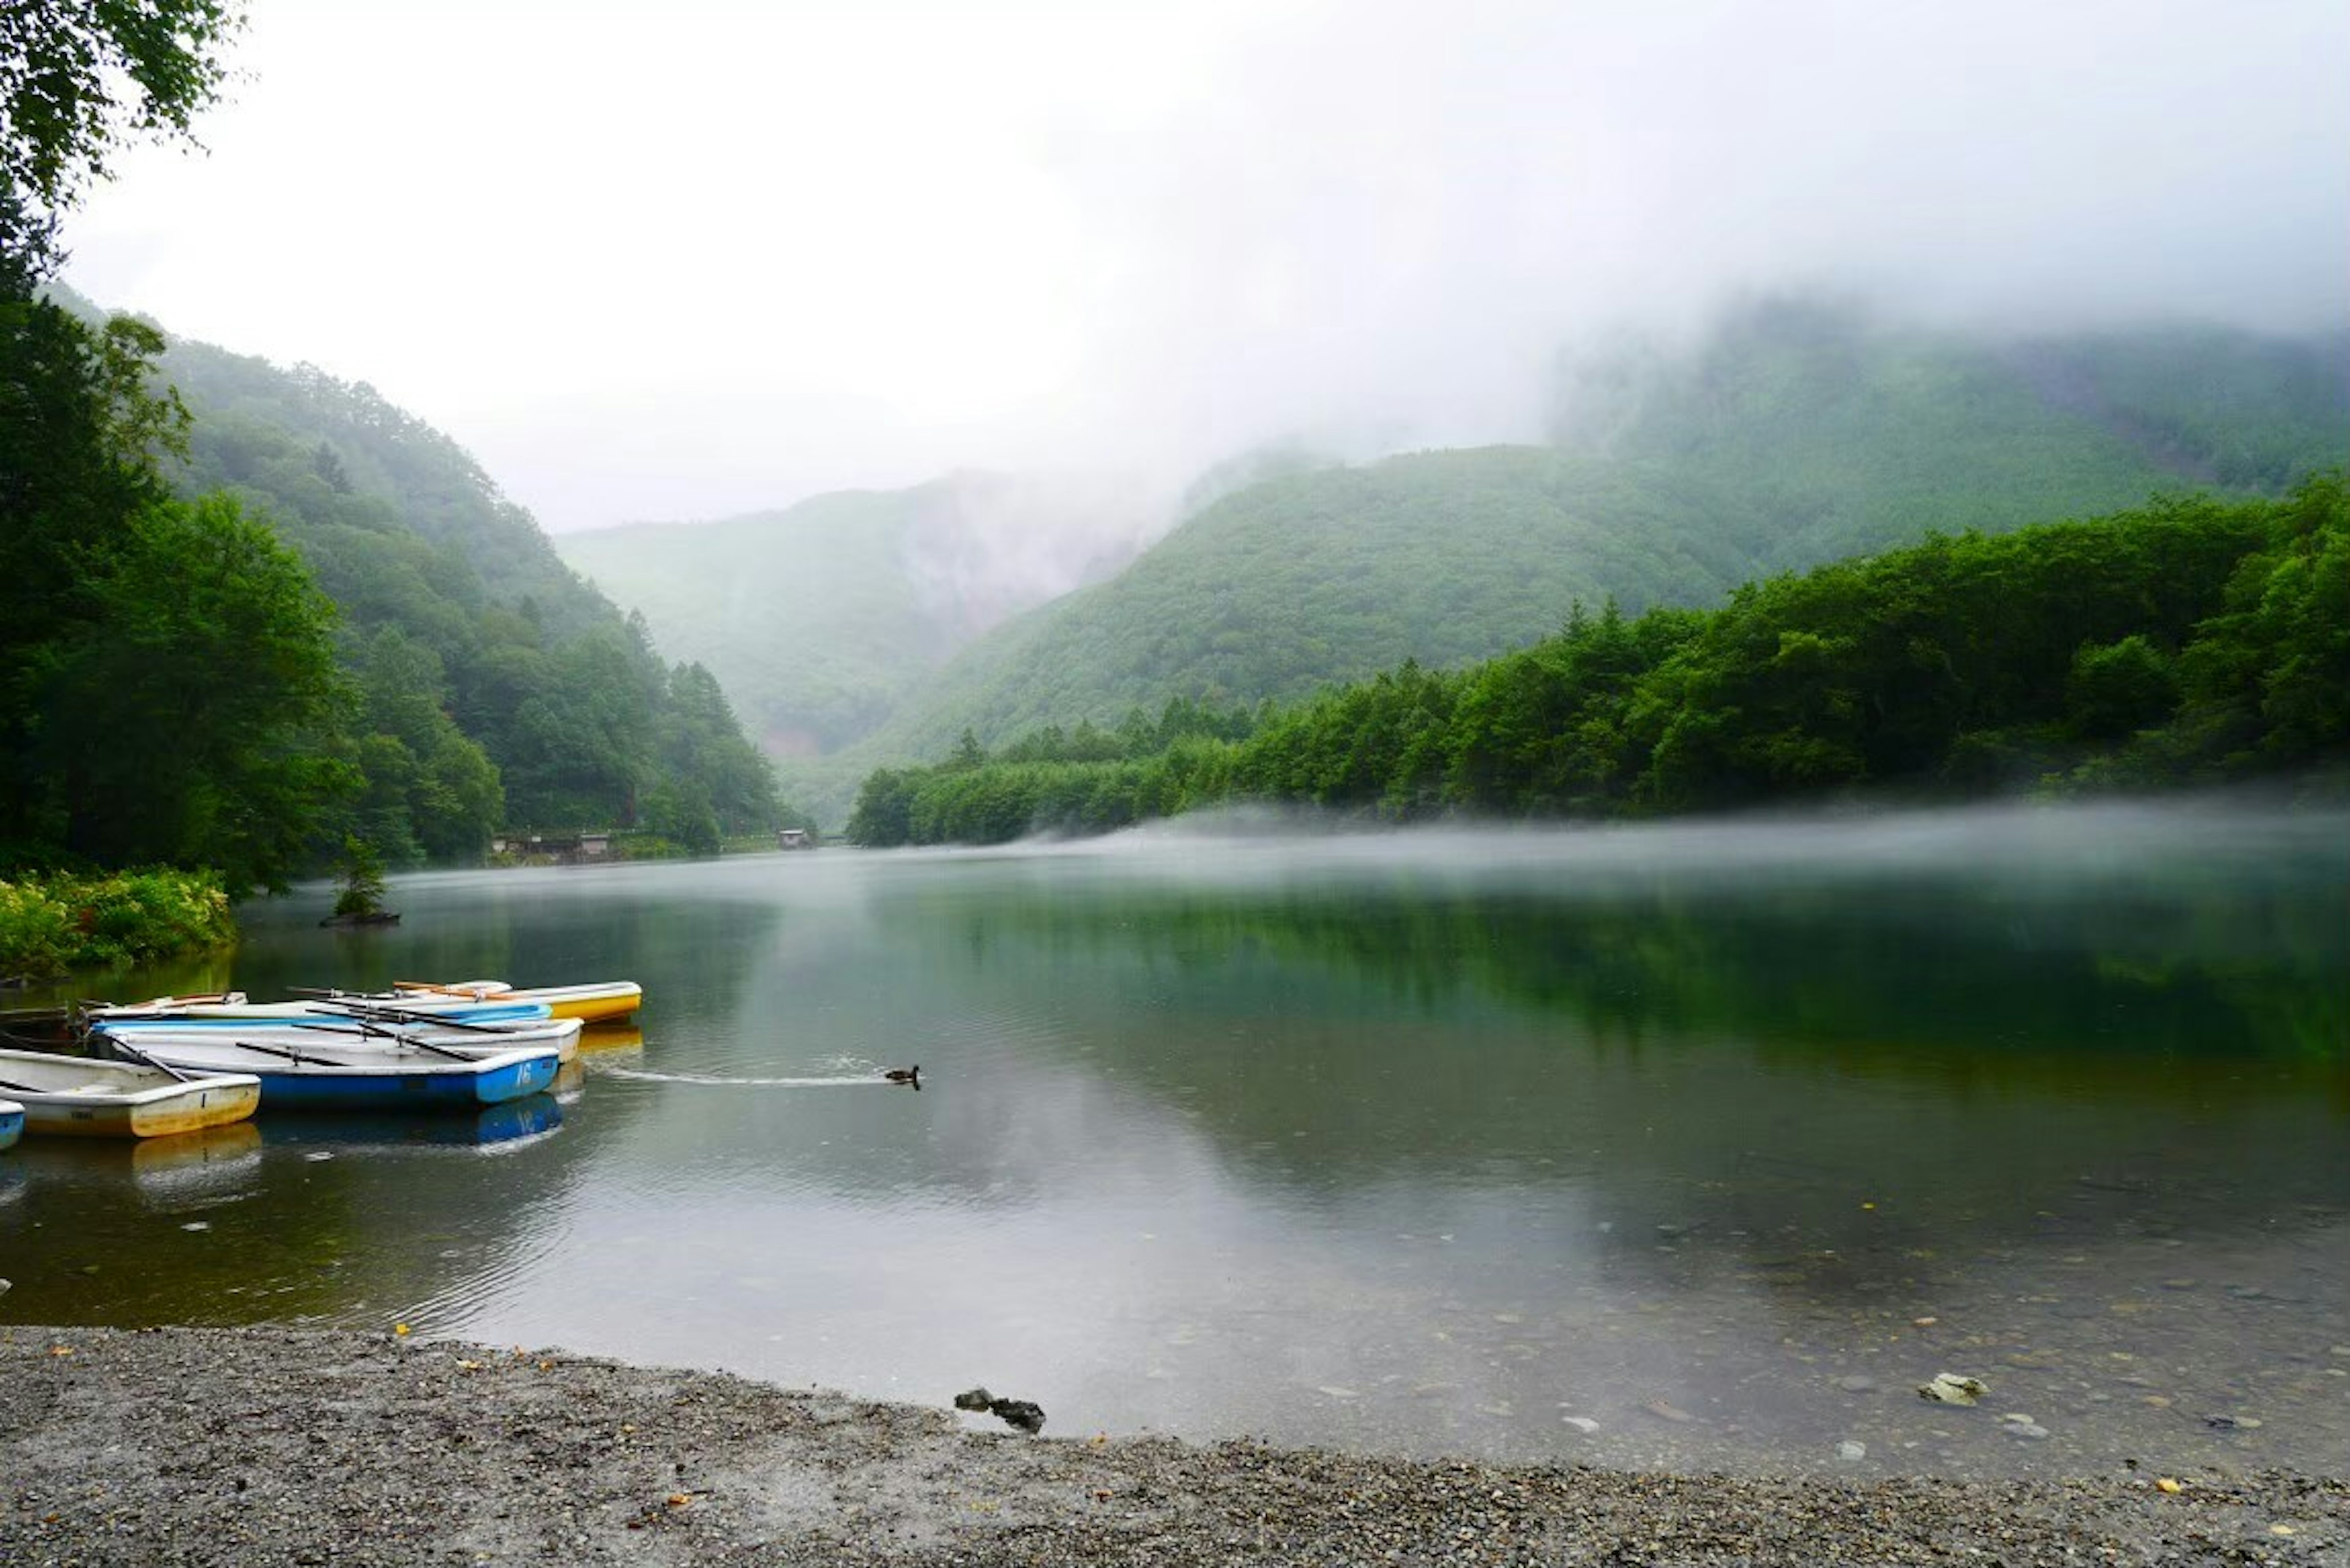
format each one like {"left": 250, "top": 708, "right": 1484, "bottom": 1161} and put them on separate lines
{"left": 492, "top": 831, "right": 622, "bottom": 864}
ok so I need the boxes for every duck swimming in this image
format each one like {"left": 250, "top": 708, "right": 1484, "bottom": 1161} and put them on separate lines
{"left": 883, "top": 1065, "right": 921, "bottom": 1088}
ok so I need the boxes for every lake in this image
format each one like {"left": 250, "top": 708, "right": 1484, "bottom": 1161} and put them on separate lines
{"left": 4, "top": 797, "right": 2344, "bottom": 1479}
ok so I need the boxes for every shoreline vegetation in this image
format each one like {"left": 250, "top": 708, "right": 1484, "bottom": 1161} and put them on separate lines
{"left": 848, "top": 480, "right": 2348, "bottom": 848}
{"left": 0, "top": 869, "right": 234, "bottom": 981}
{"left": 1, "top": 1326, "right": 2340, "bottom": 1567}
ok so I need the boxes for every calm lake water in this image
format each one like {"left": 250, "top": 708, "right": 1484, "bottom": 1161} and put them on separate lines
{"left": 4, "top": 799, "right": 2345, "bottom": 1479}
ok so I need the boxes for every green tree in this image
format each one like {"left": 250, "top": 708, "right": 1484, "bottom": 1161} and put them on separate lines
{"left": 32, "top": 491, "right": 351, "bottom": 890}
{"left": 2066, "top": 635, "right": 2179, "bottom": 740}
{"left": 657, "top": 661, "right": 779, "bottom": 834}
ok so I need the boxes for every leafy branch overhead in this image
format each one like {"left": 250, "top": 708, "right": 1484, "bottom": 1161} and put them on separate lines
{"left": 0, "top": 1, "right": 245, "bottom": 285}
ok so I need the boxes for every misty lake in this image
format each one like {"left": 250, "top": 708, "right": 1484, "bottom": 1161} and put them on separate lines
{"left": 3, "top": 798, "right": 2344, "bottom": 1480}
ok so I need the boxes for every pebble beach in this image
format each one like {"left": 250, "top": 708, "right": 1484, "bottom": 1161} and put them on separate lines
{"left": 2, "top": 1326, "right": 2342, "bottom": 1566}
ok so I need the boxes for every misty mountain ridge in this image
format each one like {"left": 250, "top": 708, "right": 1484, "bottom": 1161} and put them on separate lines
{"left": 573, "top": 299, "right": 2334, "bottom": 824}
{"left": 556, "top": 471, "right": 1155, "bottom": 759}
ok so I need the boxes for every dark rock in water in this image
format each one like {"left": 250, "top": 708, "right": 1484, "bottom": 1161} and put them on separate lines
{"left": 990, "top": 1398, "right": 1046, "bottom": 1435}
{"left": 952, "top": 1386, "right": 1044, "bottom": 1433}
{"left": 319, "top": 911, "right": 401, "bottom": 928}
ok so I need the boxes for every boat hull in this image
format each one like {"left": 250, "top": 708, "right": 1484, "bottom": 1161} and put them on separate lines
{"left": 0, "top": 1100, "right": 21, "bottom": 1152}
{"left": 97, "top": 1037, "right": 563, "bottom": 1111}
{"left": 246, "top": 1053, "right": 559, "bottom": 1110}
{"left": 0, "top": 1048, "right": 264, "bottom": 1138}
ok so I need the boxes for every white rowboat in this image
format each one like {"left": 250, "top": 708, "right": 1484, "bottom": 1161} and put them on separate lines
{"left": 0, "top": 1048, "right": 262, "bottom": 1138}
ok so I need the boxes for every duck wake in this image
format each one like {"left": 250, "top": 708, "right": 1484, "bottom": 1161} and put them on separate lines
{"left": 600, "top": 1069, "right": 891, "bottom": 1088}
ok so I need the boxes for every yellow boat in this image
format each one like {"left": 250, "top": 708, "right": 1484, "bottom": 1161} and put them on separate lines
{"left": 391, "top": 979, "right": 642, "bottom": 1024}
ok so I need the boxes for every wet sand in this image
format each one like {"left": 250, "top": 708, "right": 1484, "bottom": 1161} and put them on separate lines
{"left": 1, "top": 1326, "right": 2341, "bottom": 1565}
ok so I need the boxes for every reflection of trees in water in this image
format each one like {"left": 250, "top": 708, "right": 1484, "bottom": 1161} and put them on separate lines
{"left": 878, "top": 864, "right": 2347, "bottom": 1267}
{"left": 936, "top": 863, "right": 2346, "bottom": 1065}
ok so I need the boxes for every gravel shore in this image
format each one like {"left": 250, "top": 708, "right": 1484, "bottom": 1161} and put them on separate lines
{"left": 2, "top": 1326, "right": 2341, "bottom": 1566}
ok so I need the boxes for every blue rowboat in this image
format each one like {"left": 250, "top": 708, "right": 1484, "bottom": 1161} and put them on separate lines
{"left": 0, "top": 1099, "right": 23, "bottom": 1151}
{"left": 92, "top": 1034, "right": 561, "bottom": 1111}
{"left": 93, "top": 1014, "right": 582, "bottom": 1064}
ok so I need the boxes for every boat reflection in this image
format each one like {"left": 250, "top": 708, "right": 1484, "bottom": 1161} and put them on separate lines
{"left": 578, "top": 1024, "right": 644, "bottom": 1058}
{"left": 257, "top": 1092, "right": 564, "bottom": 1154}
{"left": 130, "top": 1120, "right": 264, "bottom": 1191}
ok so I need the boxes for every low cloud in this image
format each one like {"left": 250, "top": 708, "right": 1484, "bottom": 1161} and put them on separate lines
{"left": 66, "top": 0, "right": 2350, "bottom": 532}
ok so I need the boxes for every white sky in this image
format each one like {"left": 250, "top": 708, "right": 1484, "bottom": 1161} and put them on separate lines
{"left": 64, "top": 0, "right": 2350, "bottom": 533}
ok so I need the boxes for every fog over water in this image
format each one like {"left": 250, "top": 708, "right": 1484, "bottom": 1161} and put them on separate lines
{"left": 63, "top": 0, "right": 2350, "bottom": 531}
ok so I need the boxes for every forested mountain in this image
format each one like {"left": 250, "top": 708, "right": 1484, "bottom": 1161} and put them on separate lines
{"left": 554, "top": 473, "right": 1146, "bottom": 759}
{"left": 816, "top": 307, "right": 2344, "bottom": 802}
{"left": 135, "top": 310, "right": 791, "bottom": 859}
{"left": 548, "top": 301, "right": 2346, "bottom": 829}
{"left": 849, "top": 478, "right": 2349, "bottom": 846}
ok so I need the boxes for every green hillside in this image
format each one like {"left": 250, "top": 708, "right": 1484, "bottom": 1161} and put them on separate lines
{"left": 545, "top": 302, "right": 2345, "bottom": 828}
{"left": 848, "top": 478, "right": 2349, "bottom": 846}
{"left": 851, "top": 308, "right": 2346, "bottom": 779}
{"left": 142, "top": 323, "right": 789, "bottom": 855}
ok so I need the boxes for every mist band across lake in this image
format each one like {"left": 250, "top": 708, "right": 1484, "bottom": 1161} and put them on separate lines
{"left": 2, "top": 797, "right": 2343, "bottom": 1479}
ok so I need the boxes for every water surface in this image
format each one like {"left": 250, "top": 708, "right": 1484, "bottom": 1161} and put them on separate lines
{"left": 4, "top": 799, "right": 2344, "bottom": 1479}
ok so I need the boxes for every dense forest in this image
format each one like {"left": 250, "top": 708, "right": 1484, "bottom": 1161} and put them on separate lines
{"left": 847, "top": 479, "right": 2347, "bottom": 846}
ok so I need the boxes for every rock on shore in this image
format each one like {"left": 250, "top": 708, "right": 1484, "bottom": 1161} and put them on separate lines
{"left": 2, "top": 1326, "right": 2342, "bottom": 1566}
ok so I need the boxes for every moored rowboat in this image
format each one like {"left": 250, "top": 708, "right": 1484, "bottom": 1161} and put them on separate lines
{"left": 96, "top": 1035, "right": 562, "bottom": 1110}
{"left": 391, "top": 979, "right": 642, "bottom": 1024}
{"left": 0, "top": 1049, "right": 261, "bottom": 1138}
{"left": 92, "top": 1014, "right": 583, "bottom": 1064}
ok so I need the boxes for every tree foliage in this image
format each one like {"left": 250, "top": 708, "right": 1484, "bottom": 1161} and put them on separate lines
{"left": 852, "top": 481, "right": 2348, "bottom": 846}
{"left": 125, "top": 315, "right": 804, "bottom": 853}
{"left": 1, "top": 0, "right": 243, "bottom": 286}
{"left": 1, "top": 296, "right": 349, "bottom": 890}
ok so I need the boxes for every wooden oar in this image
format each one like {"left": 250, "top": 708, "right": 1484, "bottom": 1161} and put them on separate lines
{"left": 201, "top": 1036, "right": 330, "bottom": 1068}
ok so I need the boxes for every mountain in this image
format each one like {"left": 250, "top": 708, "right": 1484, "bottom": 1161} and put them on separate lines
{"left": 551, "top": 301, "right": 2348, "bottom": 826}
{"left": 889, "top": 310, "right": 2343, "bottom": 711}
{"left": 553, "top": 472, "right": 1151, "bottom": 760}
{"left": 137, "top": 315, "right": 788, "bottom": 854}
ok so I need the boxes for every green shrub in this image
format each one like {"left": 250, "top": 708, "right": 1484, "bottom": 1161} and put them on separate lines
{"left": 0, "top": 870, "right": 237, "bottom": 978}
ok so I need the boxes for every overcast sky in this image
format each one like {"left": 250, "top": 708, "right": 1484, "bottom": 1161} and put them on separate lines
{"left": 64, "top": 0, "right": 2350, "bottom": 534}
